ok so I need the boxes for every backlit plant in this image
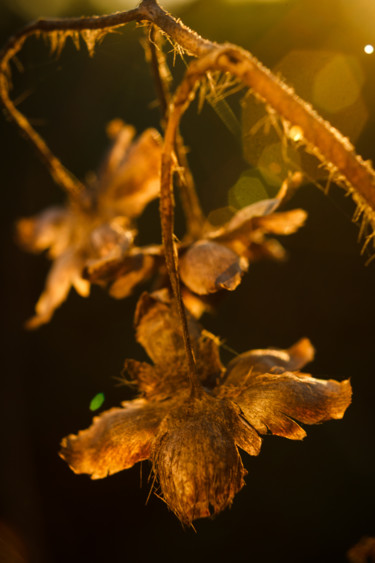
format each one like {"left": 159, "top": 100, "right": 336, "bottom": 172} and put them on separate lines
{"left": 4, "top": 0, "right": 375, "bottom": 526}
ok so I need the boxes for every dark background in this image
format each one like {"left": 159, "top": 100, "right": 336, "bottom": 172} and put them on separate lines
{"left": 1, "top": 1, "right": 375, "bottom": 562}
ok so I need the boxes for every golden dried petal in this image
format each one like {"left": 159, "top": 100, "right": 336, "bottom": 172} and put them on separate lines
{"left": 16, "top": 206, "right": 70, "bottom": 256}
{"left": 134, "top": 291, "right": 201, "bottom": 370}
{"left": 179, "top": 240, "right": 248, "bottom": 295}
{"left": 152, "top": 393, "right": 246, "bottom": 525}
{"left": 250, "top": 209, "right": 307, "bottom": 235}
{"left": 229, "top": 371, "right": 351, "bottom": 440}
{"left": 88, "top": 218, "right": 133, "bottom": 259}
{"left": 60, "top": 398, "right": 170, "bottom": 479}
{"left": 124, "top": 359, "right": 164, "bottom": 399}
{"left": 224, "top": 338, "right": 315, "bottom": 385}
{"left": 97, "top": 127, "right": 162, "bottom": 218}
{"left": 208, "top": 200, "right": 306, "bottom": 258}
{"left": 26, "top": 251, "right": 88, "bottom": 329}
{"left": 232, "top": 413, "right": 262, "bottom": 456}
{"left": 209, "top": 198, "right": 282, "bottom": 240}
{"left": 109, "top": 254, "right": 156, "bottom": 299}
{"left": 96, "top": 120, "right": 136, "bottom": 180}
{"left": 245, "top": 238, "right": 287, "bottom": 261}
{"left": 195, "top": 331, "right": 225, "bottom": 388}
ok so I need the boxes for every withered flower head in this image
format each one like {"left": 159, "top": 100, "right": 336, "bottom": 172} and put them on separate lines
{"left": 179, "top": 185, "right": 307, "bottom": 300}
{"left": 85, "top": 182, "right": 307, "bottom": 314}
{"left": 60, "top": 291, "right": 351, "bottom": 525}
{"left": 17, "top": 120, "right": 162, "bottom": 328}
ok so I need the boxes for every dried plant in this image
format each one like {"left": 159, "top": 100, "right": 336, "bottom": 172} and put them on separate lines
{"left": 2, "top": 0, "right": 372, "bottom": 529}
{"left": 16, "top": 120, "right": 162, "bottom": 327}
{"left": 60, "top": 291, "right": 351, "bottom": 525}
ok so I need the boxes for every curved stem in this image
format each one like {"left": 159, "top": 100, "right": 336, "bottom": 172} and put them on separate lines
{"left": 2, "top": 0, "right": 375, "bottom": 218}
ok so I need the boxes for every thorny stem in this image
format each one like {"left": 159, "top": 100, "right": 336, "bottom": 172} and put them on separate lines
{"left": 147, "top": 27, "right": 205, "bottom": 240}
{"left": 160, "top": 120, "right": 201, "bottom": 396}
{"left": 2, "top": 0, "right": 375, "bottom": 212}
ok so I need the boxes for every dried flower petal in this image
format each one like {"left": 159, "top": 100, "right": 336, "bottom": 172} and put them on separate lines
{"left": 249, "top": 209, "right": 308, "bottom": 235}
{"left": 134, "top": 291, "right": 201, "bottom": 370}
{"left": 179, "top": 240, "right": 248, "bottom": 295}
{"left": 26, "top": 250, "right": 90, "bottom": 329}
{"left": 224, "top": 338, "right": 315, "bottom": 385}
{"left": 60, "top": 398, "right": 171, "bottom": 479}
{"left": 96, "top": 125, "right": 162, "bottom": 218}
{"left": 223, "top": 371, "right": 351, "bottom": 439}
{"left": 17, "top": 206, "right": 71, "bottom": 257}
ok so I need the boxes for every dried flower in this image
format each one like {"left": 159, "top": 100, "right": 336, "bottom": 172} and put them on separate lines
{"left": 60, "top": 291, "right": 351, "bottom": 525}
{"left": 178, "top": 184, "right": 307, "bottom": 298}
{"left": 85, "top": 182, "right": 307, "bottom": 312}
{"left": 17, "top": 120, "right": 162, "bottom": 328}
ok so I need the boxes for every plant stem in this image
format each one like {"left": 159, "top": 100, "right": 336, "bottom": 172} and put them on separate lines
{"left": 147, "top": 27, "right": 205, "bottom": 240}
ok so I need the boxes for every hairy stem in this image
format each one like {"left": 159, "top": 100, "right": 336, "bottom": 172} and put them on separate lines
{"left": 147, "top": 27, "right": 205, "bottom": 240}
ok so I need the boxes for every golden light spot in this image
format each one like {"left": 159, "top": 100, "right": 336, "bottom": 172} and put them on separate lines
{"left": 275, "top": 50, "right": 368, "bottom": 142}
{"left": 257, "top": 142, "right": 301, "bottom": 187}
{"left": 269, "top": 162, "right": 282, "bottom": 175}
{"left": 289, "top": 126, "right": 304, "bottom": 142}
{"left": 364, "top": 44, "right": 374, "bottom": 54}
{"left": 228, "top": 174, "right": 268, "bottom": 209}
{"left": 312, "top": 54, "right": 363, "bottom": 113}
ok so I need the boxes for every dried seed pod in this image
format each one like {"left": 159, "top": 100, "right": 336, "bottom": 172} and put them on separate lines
{"left": 152, "top": 393, "right": 246, "bottom": 525}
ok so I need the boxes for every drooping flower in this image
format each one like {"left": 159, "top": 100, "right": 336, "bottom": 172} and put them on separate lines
{"left": 85, "top": 179, "right": 307, "bottom": 316}
{"left": 17, "top": 120, "right": 162, "bottom": 328}
{"left": 178, "top": 191, "right": 306, "bottom": 304}
{"left": 60, "top": 290, "right": 351, "bottom": 525}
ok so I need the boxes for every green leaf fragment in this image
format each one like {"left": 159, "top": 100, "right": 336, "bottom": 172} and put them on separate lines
{"left": 89, "top": 392, "right": 105, "bottom": 411}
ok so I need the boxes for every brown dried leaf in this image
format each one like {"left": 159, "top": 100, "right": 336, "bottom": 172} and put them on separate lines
{"left": 179, "top": 240, "right": 248, "bottom": 295}
{"left": 60, "top": 398, "right": 171, "bottom": 479}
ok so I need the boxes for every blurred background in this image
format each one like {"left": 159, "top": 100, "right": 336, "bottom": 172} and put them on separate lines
{"left": 1, "top": 0, "right": 375, "bottom": 562}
